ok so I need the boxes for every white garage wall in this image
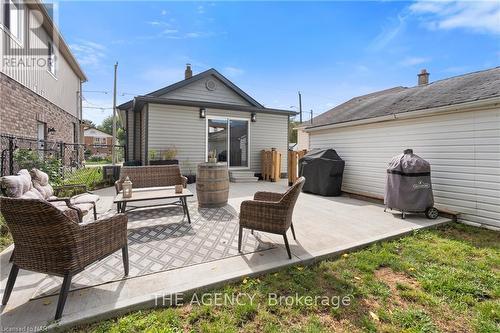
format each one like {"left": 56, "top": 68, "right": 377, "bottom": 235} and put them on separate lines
{"left": 309, "top": 108, "right": 500, "bottom": 228}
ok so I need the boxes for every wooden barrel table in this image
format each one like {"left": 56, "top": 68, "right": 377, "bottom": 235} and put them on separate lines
{"left": 196, "top": 163, "right": 229, "bottom": 208}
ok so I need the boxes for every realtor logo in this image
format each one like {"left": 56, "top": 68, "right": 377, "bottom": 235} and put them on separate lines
{"left": 1, "top": 1, "right": 58, "bottom": 73}
{"left": 413, "top": 180, "right": 430, "bottom": 189}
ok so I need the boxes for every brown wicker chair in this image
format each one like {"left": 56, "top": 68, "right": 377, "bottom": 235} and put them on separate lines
{"left": 238, "top": 177, "right": 305, "bottom": 259}
{"left": 0, "top": 197, "right": 129, "bottom": 320}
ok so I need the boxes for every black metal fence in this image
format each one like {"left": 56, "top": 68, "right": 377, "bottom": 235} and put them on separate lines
{"left": 0, "top": 134, "right": 125, "bottom": 188}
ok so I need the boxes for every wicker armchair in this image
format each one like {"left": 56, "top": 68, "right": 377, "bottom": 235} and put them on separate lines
{"left": 239, "top": 177, "right": 305, "bottom": 259}
{"left": 115, "top": 165, "right": 188, "bottom": 194}
{"left": 0, "top": 197, "right": 129, "bottom": 320}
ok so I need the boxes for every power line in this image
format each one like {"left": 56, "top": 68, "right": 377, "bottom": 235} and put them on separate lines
{"left": 83, "top": 90, "right": 109, "bottom": 94}
{"left": 82, "top": 106, "right": 113, "bottom": 110}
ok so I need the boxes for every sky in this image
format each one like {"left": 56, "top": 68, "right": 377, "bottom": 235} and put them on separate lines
{"left": 54, "top": 1, "right": 500, "bottom": 125}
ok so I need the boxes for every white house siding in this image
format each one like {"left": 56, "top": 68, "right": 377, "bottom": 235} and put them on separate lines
{"left": 308, "top": 108, "right": 500, "bottom": 228}
{"left": 159, "top": 76, "right": 252, "bottom": 106}
{"left": 0, "top": 6, "right": 81, "bottom": 117}
{"left": 147, "top": 104, "right": 288, "bottom": 174}
{"left": 296, "top": 127, "right": 310, "bottom": 150}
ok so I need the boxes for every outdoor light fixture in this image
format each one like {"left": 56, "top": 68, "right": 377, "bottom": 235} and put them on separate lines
{"left": 199, "top": 108, "right": 206, "bottom": 118}
{"left": 47, "top": 127, "right": 56, "bottom": 134}
{"left": 251, "top": 112, "right": 257, "bottom": 122}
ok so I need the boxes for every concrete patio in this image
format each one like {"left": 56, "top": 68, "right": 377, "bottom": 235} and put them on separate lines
{"left": 0, "top": 180, "right": 450, "bottom": 332}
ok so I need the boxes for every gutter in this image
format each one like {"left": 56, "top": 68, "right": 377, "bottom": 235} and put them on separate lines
{"left": 305, "top": 97, "right": 500, "bottom": 133}
{"left": 130, "top": 96, "right": 298, "bottom": 116}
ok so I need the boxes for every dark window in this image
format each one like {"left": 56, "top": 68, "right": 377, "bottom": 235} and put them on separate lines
{"left": 47, "top": 41, "right": 55, "bottom": 74}
{"left": 3, "top": 1, "right": 10, "bottom": 30}
{"left": 2, "top": 0, "right": 22, "bottom": 41}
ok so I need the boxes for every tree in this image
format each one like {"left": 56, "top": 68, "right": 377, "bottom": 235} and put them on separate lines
{"left": 97, "top": 116, "right": 125, "bottom": 146}
{"left": 288, "top": 120, "right": 299, "bottom": 144}
{"left": 96, "top": 115, "right": 117, "bottom": 135}
{"left": 82, "top": 119, "right": 96, "bottom": 128}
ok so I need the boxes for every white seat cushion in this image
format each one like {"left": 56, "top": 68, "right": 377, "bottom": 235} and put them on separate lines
{"left": 71, "top": 193, "right": 99, "bottom": 205}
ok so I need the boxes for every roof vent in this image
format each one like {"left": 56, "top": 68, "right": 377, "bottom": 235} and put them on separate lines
{"left": 185, "top": 63, "right": 193, "bottom": 79}
{"left": 417, "top": 69, "right": 429, "bottom": 86}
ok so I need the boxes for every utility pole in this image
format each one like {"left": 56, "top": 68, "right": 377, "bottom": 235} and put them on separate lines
{"left": 112, "top": 62, "right": 118, "bottom": 165}
{"left": 310, "top": 110, "right": 313, "bottom": 124}
{"left": 298, "top": 91, "right": 303, "bottom": 123}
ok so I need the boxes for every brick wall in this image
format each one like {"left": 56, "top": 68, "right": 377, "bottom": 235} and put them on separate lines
{"left": 0, "top": 72, "right": 80, "bottom": 143}
{"left": 84, "top": 136, "right": 113, "bottom": 156}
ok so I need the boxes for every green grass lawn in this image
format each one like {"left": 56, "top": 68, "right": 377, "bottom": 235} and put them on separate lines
{"left": 61, "top": 166, "right": 107, "bottom": 190}
{"left": 72, "top": 223, "right": 499, "bottom": 333}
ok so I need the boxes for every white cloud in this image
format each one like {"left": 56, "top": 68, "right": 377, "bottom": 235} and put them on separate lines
{"left": 369, "top": 14, "right": 408, "bottom": 51}
{"left": 410, "top": 1, "right": 500, "bottom": 35}
{"left": 399, "top": 56, "right": 431, "bottom": 66}
{"left": 162, "top": 29, "right": 178, "bottom": 35}
{"left": 197, "top": 5, "right": 205, "bottom": 14}
{"left": 184, "top": 31, "right": 214, "bottom": 38}
{"left": 140, "top": 67, "right": 184, "bottom": 86}
{"left": 69, "top": 40, "right": 106, "bottom": 67}
{"left": 147, "top": 20, "right": 170, "bottom": 27}
{"left": 223, "top": 66, "right": 245, "bottom": 77}
{"left": 161, "top": 9, "right": 168, "bottom": 16}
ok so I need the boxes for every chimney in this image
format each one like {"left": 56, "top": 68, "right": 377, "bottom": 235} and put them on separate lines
{"left": 417, "top": 69, "right": 429, "bottom": 86}
{"left": 185, "top": 63, "right": 193, "bottom": 79}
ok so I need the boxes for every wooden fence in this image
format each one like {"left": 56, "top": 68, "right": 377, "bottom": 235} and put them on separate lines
{"left": 288, "top": 149, "right": 307, "bottom": 185}
{"left": 261, "top": 149, "right": 281, "bottom": 182}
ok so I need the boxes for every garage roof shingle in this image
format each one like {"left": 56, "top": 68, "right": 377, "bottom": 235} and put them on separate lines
{"left": 306, "top": 67, "right": 500, "bottom": 129}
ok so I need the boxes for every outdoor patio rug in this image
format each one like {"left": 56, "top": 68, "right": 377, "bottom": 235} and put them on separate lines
{"left": 32, "top": 202, "right": 275, "bottom": 298}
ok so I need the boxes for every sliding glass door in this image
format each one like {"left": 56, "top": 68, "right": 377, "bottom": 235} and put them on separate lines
{"left": 208, "top": 119, "right": 228, "bottom": 162}
{"left": 207, "top": 118, "right": 249, "bottom": 168}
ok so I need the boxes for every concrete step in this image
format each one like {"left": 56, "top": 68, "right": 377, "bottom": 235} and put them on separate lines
{"left": 229, "top": 170, "right": 259, "bottom": 183}
{"left": 230, "top": 177, "right": 259, "bottom": 183}
{"left": 229, "top": 170, "right": 256, "bottom": 178}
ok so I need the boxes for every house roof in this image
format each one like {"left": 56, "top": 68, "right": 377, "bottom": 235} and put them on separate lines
{"left": 118, "top": 68, "right": 264, "bottom": 110}
{"left": 306, "top": 67, "right": 500, "bottom": 130}
{"left": 84, "top": 128, "right": 112, "bottom": 138}
{"left": 128, "top": 96, "right": 297, "bottom": 116}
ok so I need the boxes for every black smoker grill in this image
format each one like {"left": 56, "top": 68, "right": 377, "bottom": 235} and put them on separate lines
{"left": 299, "top": 149, "right": 345, "bottom": 196}
{"left": 384, "top": 149, "right": 439, "bottom": 219}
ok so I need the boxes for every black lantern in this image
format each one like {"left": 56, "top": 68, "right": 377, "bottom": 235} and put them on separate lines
{"left": 47, "top": 127, "right": 56, "bottom": 134}
{"left": 251, "top": 112, "right": 257, "bottom": 122}
{"left": 199, "top": 108, "right": 206, "bottom": 118}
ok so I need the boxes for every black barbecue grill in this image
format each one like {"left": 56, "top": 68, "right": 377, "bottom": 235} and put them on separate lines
{"left": 384, "top": 149, "right": 439, "bottom": 219}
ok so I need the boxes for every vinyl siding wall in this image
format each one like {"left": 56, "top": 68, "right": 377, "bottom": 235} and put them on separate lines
{"left": 159, "top": 76, "right": 252, "bottom": 106}
{"left": 0, "top": 6, "right": 81, "bottom": 117}
{"left": 308, "top": 107, "right": 500, "bottom": 228}
{"left": 147, "top": 103, "right": 288, "bottom": 174}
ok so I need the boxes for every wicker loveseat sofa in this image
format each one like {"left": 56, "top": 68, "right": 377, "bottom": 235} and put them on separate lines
{"left": 115, "top": 165, "right": 188, "bottom": 194}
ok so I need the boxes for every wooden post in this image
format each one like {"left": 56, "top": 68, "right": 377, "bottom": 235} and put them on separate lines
{"left": 261, "top": 149, "right": 283, "bottom": 182}
{"left": 288, "top": 149, "right": 307, "bottom": 186}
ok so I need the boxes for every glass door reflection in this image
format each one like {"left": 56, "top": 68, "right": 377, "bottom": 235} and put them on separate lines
{"left": 229, "top": 120, "right": 248, "bottom": 167}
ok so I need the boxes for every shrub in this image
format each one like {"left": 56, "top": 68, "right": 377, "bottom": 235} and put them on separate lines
{"left": 13, "top": 148, "right": 62, "bottom": 184}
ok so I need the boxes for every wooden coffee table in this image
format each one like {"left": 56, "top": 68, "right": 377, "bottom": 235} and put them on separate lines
{"left": 114, "top": 186, "right": 194, "bottom": 223}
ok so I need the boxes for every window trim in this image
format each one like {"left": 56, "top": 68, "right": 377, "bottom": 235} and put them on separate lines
{"left": 47, "top": 40, "right": 57, "bottom": 78}
{"left": 1, "top": 0, "right": 24, "bottom": 46}
{"left": 205, "top": 115, "right": 251, "bottom": 170}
